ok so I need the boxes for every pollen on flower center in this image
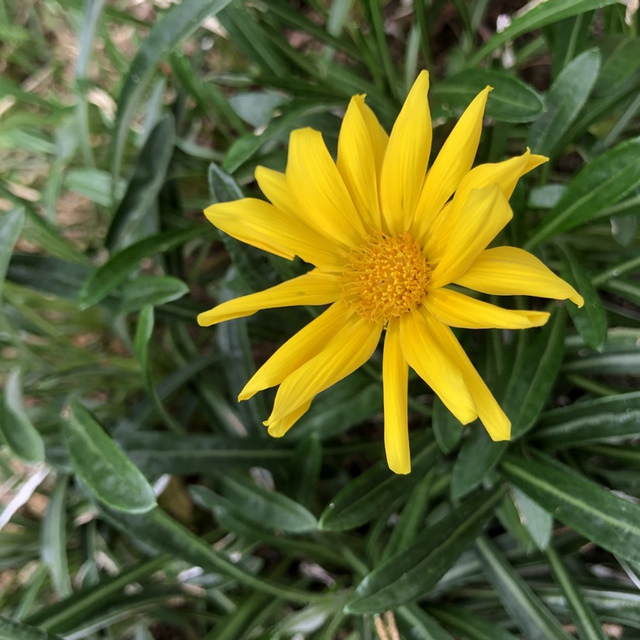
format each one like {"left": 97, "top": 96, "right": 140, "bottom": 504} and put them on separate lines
{"left": 340, "top": 232, "right": 431, "bottom": 323}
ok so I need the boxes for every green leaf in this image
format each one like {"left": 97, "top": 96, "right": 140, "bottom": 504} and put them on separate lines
{"left": 503, "top": 309, "right": 566, "bottom": 438}
{"left": 111, "top": 0, "right": 232, "bottom": 181}
{"left": 64, "top": 400, "right": 156, "bottom": 513}
{"left": 79, "top": 226, "right": 203, "bottom": 308}
{"left": 535, "top": 391, "right": 640, "bottom": 449}
{"left": 101, "top": 505, "right": 324, "bottom": 603}
{"left": 432, "top": 397, "right": 465, "bottom": 454}
{"left": 345, "top": 488, "right": 504, "bottom": 614}
{"left": 432, "top": 69, "right": 544, "bottom": 122}
{"left": 0, "top": 615, "right": 65, "bottom": 640}
{"left": 119, "top": 431, "right": 293, "bottom": 475}
{"left": 318, "top": 436, "right": 440, "bottom": 531}
{"left": 468, "top": 0, "right": 619, "bottom": 66}
{"left": 217, "top": 475, "right": 317, "bottom": 533}
{"left": 451, "top": 311, "right": 565, "bottom": 498}
{"left": 526, "top": 137, "right": 640, "bottom": 248}
{"left": 502, "top": 452, "right": 640, "bottom": 564}
{"left": 594, "top": 35, "right": 640, "bottom": 97}
{"left": 0, "top": 208, "right": 25, "bottom": 289}
{"left": 397, "top": 604, "right": 455, "bottom": 640}
{"left": 558, "top": 245, "right": 607, "bottom": 351}
{"left": 429, "top": 604, "right": 519, "bottom": 640}
{"left": 511, "top": 486, "right": 552, "bottom": 551}
{"left": 527, "top": 49, "right": 600, "bottom": 157}
{"left": 119, "top": 275, "right": 188, "bottom": 313}
{"left": 107, "top": 115, "right": 176, "bottom": 251}
{"left": 545, "top": 545, "right": 607, "bottom": 640}
{"left": 41, "top": 474, "right": 72, "bottom": 598}
{"left": 1, "top": 369, "right": 45, "bottom": 463}
{"left": 475, "top": 536, "right": 573, "bottom": 640}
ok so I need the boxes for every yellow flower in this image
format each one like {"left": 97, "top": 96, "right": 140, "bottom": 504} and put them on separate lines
{"left": 198, "top": 71, "right": 583, "bottom": 474}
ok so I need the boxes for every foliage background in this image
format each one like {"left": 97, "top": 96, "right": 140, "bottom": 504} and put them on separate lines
{"left": 1, "top": 0, "right": 640, "bottom": 638}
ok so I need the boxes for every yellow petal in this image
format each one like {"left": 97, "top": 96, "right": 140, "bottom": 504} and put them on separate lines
{"left": 197, "top": 270, "right": 341, "bottom": 327}
{"left": 399, "top": 310, "right": 476, "bottom": 425}
{"left": 380, "top": 70, "right": 432, "bottom": 235}
{"left": 420, "top": 307, "right": 510, "bottom": 441}
{"left": 239, "top": 301, "right": 353, "bottom": 400}
{"left": 286, "top": 128, "right": 366, "bottom": 246}
{"left": 413, "top": 86, "right": 491, "bottom": 240}
{"left": 383, "top": 319, "right": 411, "bottom": 474}
{"left": 337, "top": 95, "right": 382, "bottom": 229}
{"left": 204, "top": 198, "right": 293, "bottom": 260}
{"left": 424, "top": 150, "right": 547, "bottom": 252}
{"left": 424, "top": 288, "right": 550, "bottom": 329}
{"left": 356, "top": 96, "right": 389, "bottom": 178}
{"left": 455, "top": 246, "right": 585, "bottom": 307}
{"left": 428, "top": 185, "right": 512, "bottom": 289}
{"left": 204, "top": 197, "right": 343, "bottom": 271}
{"left": 265, "top": 314, "right": 382, "bottom": 425}
{"left": 266, "top": 401, "right": 311, "bottom": 438}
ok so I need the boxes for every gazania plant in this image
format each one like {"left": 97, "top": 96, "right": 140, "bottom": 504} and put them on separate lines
{"left": 198, "top": 71, "right": 583, "bottom": 473}
{"left": 3, "top": 2, "right": 640, "bottom": 638}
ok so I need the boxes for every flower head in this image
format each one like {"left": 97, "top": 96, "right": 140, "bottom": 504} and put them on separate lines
{"left": 198, "top": 71, "right": 583, "bottom": 474}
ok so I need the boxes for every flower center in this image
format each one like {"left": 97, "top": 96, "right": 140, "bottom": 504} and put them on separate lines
{"left": 340, "top": 232, "right": 431, "bottom": 323}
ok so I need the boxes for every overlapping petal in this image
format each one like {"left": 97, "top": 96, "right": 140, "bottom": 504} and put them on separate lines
{"left": 380, "top": 70, "right": 431, "bottom": 235}
{"left": 413, "top": 86, "right": 491, "bottom": 240}
{"left": 265, "top": 314, "right": 382, "bottom": 427}
{"left": 197, "top": 271, "right": 341, "bottom": 327}
{"left": 382, "top": 319, "right": 410, "bottom": 474}
{"left": 286, "top": 128, "right": 366, "bottom": 246}
{"left": 239, "top": 302, "right": 354, "bottom": 400}
{"left": 356, "top": 96, "right": 389, "bottom": 177}
{"left": 204, "top": 197, "right": 344, "bottom": 271}
{"left": 420, "top": 308, "right": 510, "bottom": 441}
{"left": 424, "top": 288, "right": 549, "bottom": 329}
{"left": 267, "top": 401, "right": 312, "bottom": 438}
{"left": 337, "top": 96, "right": 382, "bottom": 229}
{"left": 428, "top": 184, "right": 512, "bottom": 288}
{"left": 455, "top": 246, "right": 584, "bottom": 307}
{"left": 399, "top": 310, "right": 476, "bottom": 425}
{"left": 424, "top": 150, "right": 547, "bottom": 253}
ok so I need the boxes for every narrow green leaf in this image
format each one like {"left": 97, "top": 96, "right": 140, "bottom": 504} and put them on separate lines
{"left": 545, "top": 545, "right": 607, "bottom": 640}
{"left": 558, "top": 245, "right": 607, "bottom": 351}
{"left": 397, "top": 604, "right": 455, "bottom": 640}
{"left": 1, "top": 369, "right": 45, "bottom": 463}
{"left": 107, "top": 115, "right": 176, "bottom": 251}
{"left": 432, "top": 397, "right": 465, "bottom": 454}
{"left": 432, "top": 69, "right": 544, "bottom": 122}
{"left": 527, "top": 137, "right": 640, "bottom": 248}
{"left": 511, "top": 487, "right": 552, "bottom": 551}
{"left": 452, "top": 311, "right": 565, "bottom": 498}
{"left": 217, "top": 475, "right": 317, "bottom": 533}
{"left": 381, "top": 470, "right": 433, "bottom": 562}
{"left": 79, "top": 226, "right": 203, "bottom": 308}
{"left": 0, "top": 208, "right": 25, "bottom": 288}
{"left": 527, "top": 49, "right": 600, "bottom": 157}
{"left": 119, "top": 431, "right": 293, "bottom": 475}
{"left": 41, "top": 475, "right": 72, "bottom": 598}
{"left": 101, "top": 505, "right": 325, "bottom": 603}
{"left": 429, "top": 604, "right": 519, "bottom": 640}
{"left": 594, "top": 35, "right": 640, "bottom": 96}
{"left": 502, "top": 452, "right": 640, "bottom": 564}
{"left": 111, "top": 0, "right": 232, "bottom": 181}
{"left": 64, "top": 400, "right": 156, "bottom": 513}
{"left": 0, "top": 615, "right": 64, "bottom": 640}
{"left": 287, "top": 434, "right": 321, "bottom": 508}
{"left": 503, "top": 308, "right": 566, "bottom": 438}
{"left": 468, "top": 0, "right": 618, "bottom": 66}
{"left": 535, "top": 391, "right": 640, "bottom": 449}
{"left": 319, "top": 436, "right": 439, "bottom": 531}
{"left": 346, "top": 488, "right": 504, "bottom": 614}
{"left": 476, "top": 536, "right": 573, "bottom": 640}
{"left": 119, "top": 275, "right": 188, "bottom": 313}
